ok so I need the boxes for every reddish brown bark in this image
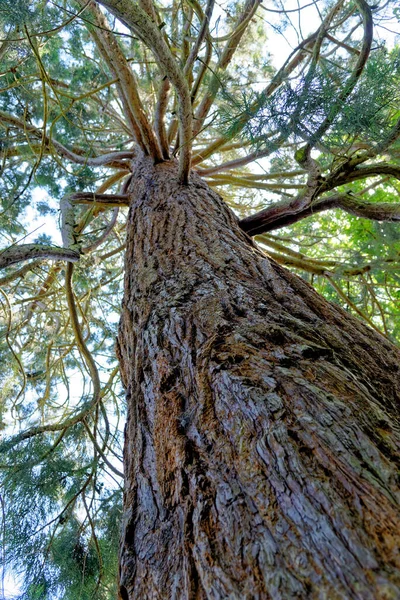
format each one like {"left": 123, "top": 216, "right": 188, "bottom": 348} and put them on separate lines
{"left": 117, "top": 156, "right": 400, "bottom": 600}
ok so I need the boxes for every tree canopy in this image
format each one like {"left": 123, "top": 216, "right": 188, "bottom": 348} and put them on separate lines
{"left": 0, "top": 0, "right": 399, "bottom": 597}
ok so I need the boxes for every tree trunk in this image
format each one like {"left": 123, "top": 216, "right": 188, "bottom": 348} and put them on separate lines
{"left": 117, "top": 156, "right": 400, "bottom": 600}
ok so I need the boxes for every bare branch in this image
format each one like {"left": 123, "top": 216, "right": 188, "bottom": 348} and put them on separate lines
{"left": 193, "top": 0, "right": 261, "bottom": 137}
{"left": 81, "top": 0, "right": 163, "bottom": 160}
{"left": 184, "top": 0, "right": 215, "bottom": 79}
{"left": 239, "top": 192, "right": 400, "bottom": 236}
{"left": 190, "top": 30, "right": 212, "bottom": 105}
{"left": 0, "top": 245, "right": 79, "bottom": 270}
{"left": 154, "top": 77, "right": 171, "bottom": 159}
{"left": 97, "top": 0, "right": 192, "bottom": 183}
{"left": 81, "top": 208, "right": 120, "bottom": 254}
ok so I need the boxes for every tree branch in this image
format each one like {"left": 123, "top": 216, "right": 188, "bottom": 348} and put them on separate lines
{"left": 81, "top": 0, "right": 163, "bottom": 160}
{"left": 192, "top": 27, "right": 319, "bottom": 164}
{"left": 0, "top": 245, "right": 80, "bottom": 270}
{"left": 183, "top": 0, "right": 215, "bottom": 79}
{"left": 69, "top": 192, "right": 130, "bottom": 205}
{"left": 154, "top": 77, "right": 171, "bottom": 159}
{"left": 196, "top": 147, "right": 292, "bottom": 176}
{"left": 0, "top": 260, "right": 43, "bottom": 285}
{"left": 239, "top": 192, "right": 400, "bottom": 236}
{"left": 323, "top": 162, "right": 400, "bottom": 193}
{"left": 306, "top": 0, "right": 373, "bottom": 149}
{"left": 97, "top": 0, "right": 192, "bottom": 183}
{"left": 192, "top": 0, "right": 261, "bottom": 137}
{"left": 0, "top": 109, "right": 135, "bottom": 167}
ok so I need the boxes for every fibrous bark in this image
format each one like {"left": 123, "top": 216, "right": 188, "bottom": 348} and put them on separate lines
{"left": 117, "top": 157, "right": 400, "bottom": 600}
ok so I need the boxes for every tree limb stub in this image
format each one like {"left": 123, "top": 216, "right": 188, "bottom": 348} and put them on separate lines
{"left": 69, "top": 192, "right": 130, "bottom": 205}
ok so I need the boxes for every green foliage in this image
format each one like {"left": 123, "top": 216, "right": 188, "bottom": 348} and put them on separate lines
{"left": 0, "top": 0, "right": 38, "bottom": 28}
{"left": 0, "top": 0, "right": 399, "bottom": 597}
{"left": 221, "top": 46, "right": 400, "bottom": 152}
{"left": 1, "top": 425, "right": 122, "bottom": 599}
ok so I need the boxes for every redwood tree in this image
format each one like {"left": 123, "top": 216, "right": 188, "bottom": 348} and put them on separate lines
{"left": 1, "top": 1, "right": 400, "bottom": 598}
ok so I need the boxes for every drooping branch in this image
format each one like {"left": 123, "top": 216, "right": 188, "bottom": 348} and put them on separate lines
{"left": 0, "top": 244, "right": 80, "bottom": 270}
{"left": 82, "top": 417, "right": 124, "bottom": 479}
{"left": 0, "top": 357, "right": 122, "bottom": 458}
{"left": 96, "top": 0, "right": 193, "bottom": 183}
{"left": 81, "top": 208, "right": 120, "bottom": 254}
{"left": 0, "top": 260, "right": 43, "bottom": 286}
{"left": 324, "top": 273, "right": 385, "bottom": 336}
{"left": 65, "top": 262, "right": 101, "bottom": 405}
{"left": 0, "top": 109, "right": 135, "bottom": 167}
{"left": 154, "top": 77, "right": 171, "bottom": 159}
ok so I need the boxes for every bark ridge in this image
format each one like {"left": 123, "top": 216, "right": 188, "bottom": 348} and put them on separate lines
{"left": 118, "top": 157, "right": 400, "bottom": 600}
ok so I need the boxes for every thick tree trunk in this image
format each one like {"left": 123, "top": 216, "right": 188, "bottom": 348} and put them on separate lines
{"left": 117, "top": 157, "right": 400, "bottom": 600}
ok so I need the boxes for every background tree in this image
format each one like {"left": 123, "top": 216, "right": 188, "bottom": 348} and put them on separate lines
{"left": 0, "top": 0, "right": 400, "bottom": 598}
